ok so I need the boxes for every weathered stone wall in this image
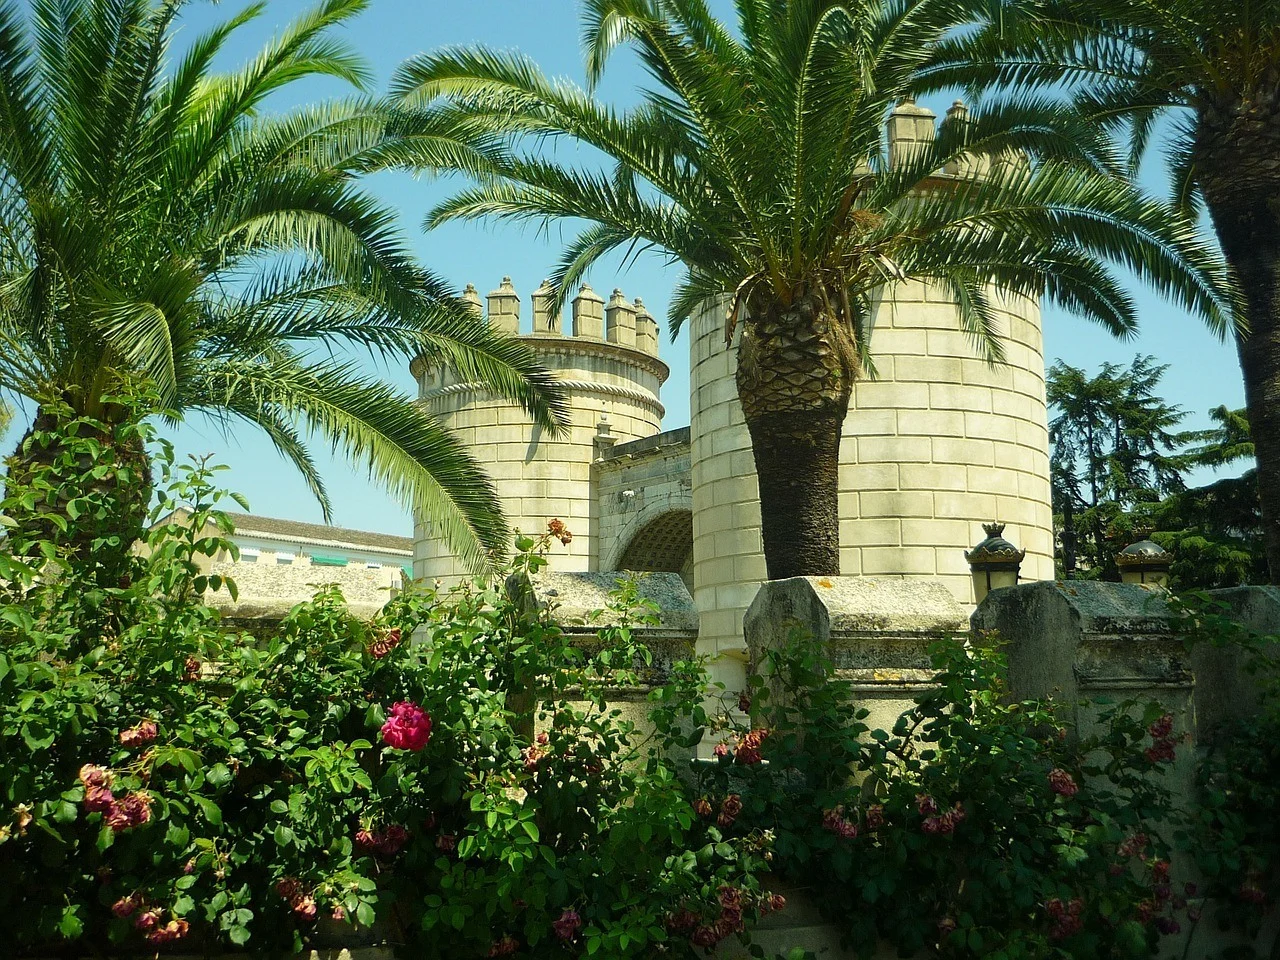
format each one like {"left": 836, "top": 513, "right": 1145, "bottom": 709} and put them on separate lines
{"left": 593, "top": 428, "right": 693, "bottom": 582}
{"left": 210, "top": 556, "right": 401, "bottom": 620}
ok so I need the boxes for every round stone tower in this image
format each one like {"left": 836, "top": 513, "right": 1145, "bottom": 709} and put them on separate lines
{"left": 413, "top": 277, "right": 669, "bottom": 579}
{"left": 690, "top": 100, "right": 1055, "bottom": 661}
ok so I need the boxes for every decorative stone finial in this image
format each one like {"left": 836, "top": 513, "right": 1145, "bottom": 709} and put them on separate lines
{"left": 605, "top": 287, "right": 637, "bottom": 347}
{"left": 572, "top": 282, "right": 605, "bottom": 338}
{"left": 487, "top": 276, "right": 520, "bottom": 334}
{"left": 532, "top": 278, "right": 559, "bottom": 335}
{"left": 634, "top": 296, "right": 658, "bottom": 357}
{"left": 461, "top": 283, "right": 483, "bottom": 317}
{"left": 887, "top": 96, "right": 936, "bottom": 170}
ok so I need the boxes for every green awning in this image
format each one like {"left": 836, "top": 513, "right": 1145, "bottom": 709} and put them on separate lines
{"left": 311, "top": 555, "right": 348, "bottom": 567}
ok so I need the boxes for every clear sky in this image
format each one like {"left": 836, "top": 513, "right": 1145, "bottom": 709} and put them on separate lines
{"left": 3, "top": 0, "right": 1247, "bottom": 536}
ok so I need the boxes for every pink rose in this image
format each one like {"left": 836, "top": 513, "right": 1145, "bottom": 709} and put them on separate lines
{"left": 381, "top": 701, "right": 432, "bottom": 751}
{"left": 111, "top": 894, "right": 142, "bottom": 918}
{"left": 293, "top": 896, "right": 318, "bottom": 922}
{"left": 119, "top": 721, "right": 158, "bottom": 748}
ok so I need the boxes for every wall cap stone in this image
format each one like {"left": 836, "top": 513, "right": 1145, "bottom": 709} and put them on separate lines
{"left": 508, "top": 570, "right": 697, "bottom": 635}
{"left": 973, "top": 579, "right": 1175, "bottom": 637}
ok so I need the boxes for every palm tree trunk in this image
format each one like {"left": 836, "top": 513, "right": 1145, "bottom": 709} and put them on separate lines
{"left": 736, "top": 293, "right": 858, "bottom": 580}
{"left": 6, "top": 405, "right": 152, "bottom": 579}
{"left": 1196, "top": 87, "right": 1280, "bottom": 582}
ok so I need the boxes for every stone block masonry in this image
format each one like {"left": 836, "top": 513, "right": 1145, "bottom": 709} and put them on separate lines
{"left": 413, "top": 279, "right": 669, "bottom": 583}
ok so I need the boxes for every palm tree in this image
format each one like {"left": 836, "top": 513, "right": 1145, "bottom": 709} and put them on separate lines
{"left": 0, "top": 0, "right": 568, "bottom": 570}
{"left": 380, "top": 0, "right": 1232, "bottom": 580}
{"left": 920, "top": 0, "right": 1280, "bottom": 579}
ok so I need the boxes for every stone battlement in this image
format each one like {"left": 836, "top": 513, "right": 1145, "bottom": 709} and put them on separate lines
{"left": 464, "top": 276, "right": 660, "bottom": 358}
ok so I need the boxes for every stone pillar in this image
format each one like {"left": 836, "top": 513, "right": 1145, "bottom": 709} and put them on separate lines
{"left": 487, "top": 276, "right": 520, "bottom": 335}
{"left": 606, "top": 288, "right": 637, "bottom": 347}
{"left": 634, "top": 297, "right": 659, "bottom": 355}
{"left": 532, "top": 279, "right": 560, "bottom": 335}
{"left": 572, "top": 283, "right": 605, "bottom": 339}
{"left": 971, "top": 581, "right": 1193, "bottom": 748}
{"left": 887, "top": 97, "right": 936, "bottom": 169}
{"left": 743, "top": 576, "right": 967, "bottom": 733}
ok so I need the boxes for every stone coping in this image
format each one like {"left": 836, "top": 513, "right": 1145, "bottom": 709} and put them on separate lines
{"left": 508, "top": 570, "right": 698, "bottom": 635}
{"left": 976, "top": 579, "right": 1175, "bottom": 636}
{"left": 603, "top": 426, "right": 691, "bottom": 461}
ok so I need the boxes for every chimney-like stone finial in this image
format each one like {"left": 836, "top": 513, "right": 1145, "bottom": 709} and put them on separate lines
{"left": 487, "top": 276, "right": 520, "bottom": 335}
{"left": 532, "top": 279, "right": 560, "bottom": 335}
{"left": 634, "top": 296, "right": 658, "bottom": 356}
{"left": 461, "top": 282, "right": 483, "bottom": 318}
{"left": 606, "top": 288, "right": 637, "bottom": 348}
{"left": 942, "top": 99, "right": 989, "bottom": 179}
{"left": 887, "top": 96, "right": 936, "bottom": 170}
{"left": 572, "top": 282, "right": 605, "bottom": 339}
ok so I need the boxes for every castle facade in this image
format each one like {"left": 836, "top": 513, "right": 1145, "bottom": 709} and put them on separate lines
{"left": 412, "top": 99, "right": 1055, "bottom": 669}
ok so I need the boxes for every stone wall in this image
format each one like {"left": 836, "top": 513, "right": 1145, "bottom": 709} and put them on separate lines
{"left": 210, "top": 556, "right": 401, "bottom": 621}
{"left": 593, "top": 427, "right": 693, "bottom": 584}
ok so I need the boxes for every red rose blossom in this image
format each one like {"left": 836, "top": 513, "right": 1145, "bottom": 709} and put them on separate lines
{"left": 84, "top": 786, "right": 115, "bottom": 813}
{"left": 381, "top": 701, "right": 432, "bottom": 751}
{"left": 553, "top": 909, "right": 583, "bottom": 941}
{"left": 1048, "top": 768, "right": 1079, "bottom": 797}
{"left": 78, "top": 764, "right": 112, "bottom": 789}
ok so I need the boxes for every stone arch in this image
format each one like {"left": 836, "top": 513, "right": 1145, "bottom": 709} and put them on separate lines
{"left": 610, "top": 508, "right": 694, "bottom": 591}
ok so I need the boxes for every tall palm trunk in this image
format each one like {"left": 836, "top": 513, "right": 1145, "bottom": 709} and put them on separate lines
{"left": 736, "top": 294, "right": 858, "bottom": 579}
{"left": 6, "top": 404, "right": 152, "bottom": 580}
{"left": 1196, "top": 80, "right": 1280, "bottom": 582}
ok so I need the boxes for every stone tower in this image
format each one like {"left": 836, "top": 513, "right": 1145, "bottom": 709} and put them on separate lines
{"left": 689, "top": 99, "right": 1054, "bottom": 661}
{"left": 412, "top": 279, "right": 669, "bottom": 580}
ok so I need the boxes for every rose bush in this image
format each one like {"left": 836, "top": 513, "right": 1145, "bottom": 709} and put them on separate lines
{"left": 695, "top": 634, "right": 1190, "bottom": 958}
{"left": 0, "top": 396, "right": 776, "bottom": 956}
{"left": 0, "top": 393, "right": 1211, "bottom": 959}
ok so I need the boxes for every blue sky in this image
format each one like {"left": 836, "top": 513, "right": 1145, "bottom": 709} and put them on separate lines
{"left": 4, "top": 0, "right": 1247, "bottom": 535}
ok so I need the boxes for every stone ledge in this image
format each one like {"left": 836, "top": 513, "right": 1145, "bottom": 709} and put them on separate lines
{"left": 508, "top": 570, "right": 698, "bottom": 635}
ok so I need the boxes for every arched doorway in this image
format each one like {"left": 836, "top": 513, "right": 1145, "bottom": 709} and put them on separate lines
{"left": 615, "top": 509, "right": 694, "bottom": 591}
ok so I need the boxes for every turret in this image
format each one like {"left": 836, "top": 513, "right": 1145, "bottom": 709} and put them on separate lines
{"left": 413, "top": 276, "right": 669, "bottom": 582}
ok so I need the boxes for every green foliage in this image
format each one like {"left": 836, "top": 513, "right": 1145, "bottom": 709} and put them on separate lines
{"left": 1174, "top": 595, "right": 1280, "bottom": 952}
{"left": 0, "top": 388, "right": 1210, "bottom": 959}
{"left": 1048, "top": 358, "right": 1264, "bottom": 588}
{"left": 0, "top": 405, "right": 771, "bottom": 956}
{"left": 0, "top": 0, "right": 568, "bottom": 568}
{"left": 1048, "top": 355, "right": 1199, "bottom": 577}
{"left": 697, "top": 633, "right": 1189, "bottom": 958}
{"left": 386, "top": 0, "right": 1233, "bottom": 350}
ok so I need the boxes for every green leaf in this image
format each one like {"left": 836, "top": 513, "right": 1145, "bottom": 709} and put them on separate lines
{"left": 58, "top": 905, "right": 83, "bottom": 939}
{"left": 194, "top": 796, "right": 223, "bottom": 827}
